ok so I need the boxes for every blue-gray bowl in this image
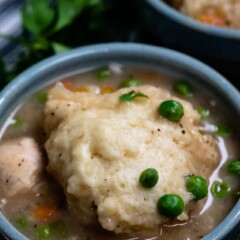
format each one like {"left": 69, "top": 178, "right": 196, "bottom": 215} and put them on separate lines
{"left": 138, "top": 0, "right": 240, "bottom": 63}
{"left": 0, "top": 43, "right": 239, "bottom": 240}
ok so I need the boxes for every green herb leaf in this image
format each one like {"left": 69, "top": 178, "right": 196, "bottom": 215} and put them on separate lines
{"left": 15, "top": 217, "right": 28, "bottom": 228}
{"left": 214, "top": 123, "right": 232, "bottom": 137}
{"left": 197, "top": 107, "right": 210, "bottom": 120}
{"left": 25, "top": 39, "right": 50, "bottom": 52}
{"left": 22, "top": 0, "right": 55, "bottom": 36}
{"left": 52, "top": 42, "right": 70, "bottom": 54}
{"left": 226, "top": 159, "right": 240, "bottom": 176}
{"left": 119, "top": 90, "right": 148, "bottom": 102}
{"left": 12, "top": 117, "right": 24, "bottom": 128}
{"left": 36, "top": 91, "right": 48, "bottom": 104}
{"left": 96, "top": 69, "right": 111, "bottom": 80}
{"left": 36, "top": 225, "right": 51, "bottom": 238}
{"left": 211, "top": 180, "right": 231, "bottom": 198}
{"left": 88, "top": 0, "right": 102, "bottom": 6}
{"left": 50, "top": 220, "right": 68, "bottom": 237}
{"left": 54, "top": 0, "right": 89, "bottom": 31}
{"left": 198, "top": 130, "right": 205, "bottom": 135}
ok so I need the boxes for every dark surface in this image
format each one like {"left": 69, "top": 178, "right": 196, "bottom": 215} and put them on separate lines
{"left": 0, "top": 1, "right": 239, "bottom": 239}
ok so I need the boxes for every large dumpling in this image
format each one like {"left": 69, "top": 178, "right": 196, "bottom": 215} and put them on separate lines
{"left": 44, "top": 84, "right": 218, "bottom": 233}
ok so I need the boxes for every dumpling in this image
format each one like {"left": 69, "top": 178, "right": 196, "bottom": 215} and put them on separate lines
{"left": 44, "top": 84, "right": 218, "bottom": 233}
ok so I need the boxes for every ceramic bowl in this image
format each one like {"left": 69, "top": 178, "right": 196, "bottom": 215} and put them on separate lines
{"left": 0, "top": 43, "right": 239, "bottom": 240}
{"left": 138, "top": 0, "right": 240, "bottom": 64}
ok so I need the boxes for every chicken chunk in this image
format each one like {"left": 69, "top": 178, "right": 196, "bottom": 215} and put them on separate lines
{"left": 0, "top": 137, "right": 43, "bottom": 197}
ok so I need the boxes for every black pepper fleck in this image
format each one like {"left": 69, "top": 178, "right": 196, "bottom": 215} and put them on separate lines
{"left": 90, "top": 201, "right": 97, "bottom": 211}
{"left": 185, "top": 174, "right": 194, "bottom": 179}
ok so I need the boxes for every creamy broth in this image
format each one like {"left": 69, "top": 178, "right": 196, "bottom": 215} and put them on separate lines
{"left": 0, "top": 66, "right": 239, "bottom": 240}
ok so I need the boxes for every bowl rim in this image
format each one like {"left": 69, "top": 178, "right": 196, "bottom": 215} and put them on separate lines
{"left": 0, "top": 42, "right": 239, "bottom": 240}
{"left": 146, "top": 0, "right": 240, "bottom": 39}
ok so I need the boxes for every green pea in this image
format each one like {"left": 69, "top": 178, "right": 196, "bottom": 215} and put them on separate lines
{"left": 139, "top": 168, "right": 159, "bottom": 188}
{"left": 50, "top": 220, "right": 68, "bottom": 237}
{"left": 173, "top": 81, "right": 193, "bottom": 97}
{"left": 186, "top": 176, "right": 208, "bottom": 200}
{"left": 96, "top": 69, "right": 111, "bottom": 80}
{"left": 119, "top": 76, "right": 141, "bottom": 88}
{"left": 36, "top": 225, "right": 51, "bottom": 238}
{"left": 214, "top": 123, "right": 232, "bottom": 137}
{"left": 158, "top": 100, "right": 184, "bottom": 122}
{"left": 15, "top": 217, "right": 28, "bottom": 228}
{"left": 197, "top": 107, "right": 210, "bottom": 120}
{"left": 226, "top": 159, "right": 240, "bottom": 176}
{"left": 36, "top": 91, "right": 48, "bottom": 104}
{"left": 211, "top": 181, "right": 231, "bottom": 198}
{"left": 157, "top": 194, "right": 184, "bottom": 217}
{"left": 12, "top": 117, "right": 24, "bottom": 128}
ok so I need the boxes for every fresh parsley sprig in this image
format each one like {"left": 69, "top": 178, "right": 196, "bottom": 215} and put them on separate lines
{"left": 0, "top": 0, "right": 110, "bottom": 88}
{"left": 119, "top": 90, "right": 148, "bottom": 102}
{"left": 0, "top": 0, "right": 139, "bottom": 89}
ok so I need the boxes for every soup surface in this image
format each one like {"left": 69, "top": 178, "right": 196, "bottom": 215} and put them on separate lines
{"left": 0, "top": 65, "right": 239, "bottom": 240}
{"left": 165, "top": 0, "right": 240, "bottom": 29}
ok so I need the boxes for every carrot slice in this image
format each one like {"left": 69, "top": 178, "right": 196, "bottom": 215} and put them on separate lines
{"left": 74, "top": 86, "right": 90, "bottom": 92}
{"left": 100, "top": 86, "right": 115, "bottom": 94}
{"left": 34, "top": 205, "right": 57, "bottom": 221}
{"left": 137, "top": 71, "right": 159, "bottom": 82}
{"left": 62, "top": 81, "right": 74, "bottom": 90}
{"left": 197, "top": 11, "right": 227, "bottom": 27}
